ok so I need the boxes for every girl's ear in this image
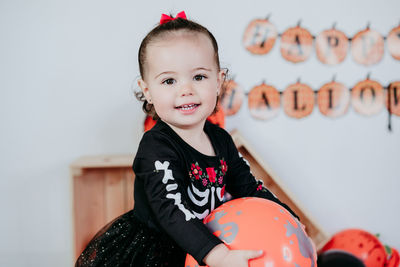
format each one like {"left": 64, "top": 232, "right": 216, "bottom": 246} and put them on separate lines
{"left": 216, "top": 69, "right": 225, "bottom": 95}
{"left": 138, "top": 78, "right": 152, "bottom": 102}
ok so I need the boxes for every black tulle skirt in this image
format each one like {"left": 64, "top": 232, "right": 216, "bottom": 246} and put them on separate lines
{"left": 75, "top": 209, "right": 186, "bottom": 267}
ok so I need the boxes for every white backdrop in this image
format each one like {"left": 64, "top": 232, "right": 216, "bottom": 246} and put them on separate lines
{"left": 1, "top": 0, "right": 399, "bottom": 266}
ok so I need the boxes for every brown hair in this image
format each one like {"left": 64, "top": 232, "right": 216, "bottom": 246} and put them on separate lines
{"left": 135, "top": 16, "right": 225, "bottom": 119}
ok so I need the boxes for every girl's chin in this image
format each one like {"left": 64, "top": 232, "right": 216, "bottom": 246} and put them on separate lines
{"left": 166, "top": 118, "right": 208, "bottom": 130}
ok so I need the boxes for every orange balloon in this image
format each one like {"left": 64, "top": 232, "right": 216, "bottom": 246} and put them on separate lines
{"left": 321, "top": 229, "right": 387, "bottom": 267}
{"left": 185, "top": 197, "right": 317, "bottom": 267}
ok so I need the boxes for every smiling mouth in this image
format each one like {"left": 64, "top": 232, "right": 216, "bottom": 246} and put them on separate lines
{"left": 176, "top": 104, "right": 200, "bottom": 110}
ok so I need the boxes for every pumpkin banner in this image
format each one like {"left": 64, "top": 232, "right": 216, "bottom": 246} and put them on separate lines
{"left": 243, "top": 18, "right": 400, "bottom": 66}
{"left": 220, "top": 78, "right": 399, "bottom": 131}
{"left": 248, "top": 82, "right": 280, "bottom": 120}
{"left": 351, "top": 78, "right": 384, "bottom": 116}
{"left": 243, "top": 17, "right": 278, "bottom": 55}
{"left": 220, "top": 79, "right": 245, "bottom": 116}
{"left": 386, "top": 81, "right": 400, "bottom": 116}
{"left": 387, "top": 25, "right": 400, "bottom": 60}
{"left": 317, "top": 81, "right": 350, "bottom": 118}
{"left": 280, "top": 24, "right": 313, "bottom": 63}
{"left": 351, "top": 27, "right": 385, "bottom": 66}
{"left": 316, "top": 26, "right": 349, "bottom": 65}
{"left": 282, "top": 81, "right": 315, "bottom": 118}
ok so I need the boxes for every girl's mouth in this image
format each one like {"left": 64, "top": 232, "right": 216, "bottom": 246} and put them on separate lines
{"left": 176, "top": 104, "right": 199, "bottom": 111}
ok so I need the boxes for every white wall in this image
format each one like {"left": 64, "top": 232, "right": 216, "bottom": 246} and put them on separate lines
{"left": 0, "top": 0, "right": 399, "bottom": 266}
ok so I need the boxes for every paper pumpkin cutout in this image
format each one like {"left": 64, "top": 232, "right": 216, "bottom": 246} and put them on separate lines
{"left": 283, "top": 82, "right": 315, "bottom": 118}
{"left": 317, "top": 81, "right": 350, "bottom": 118}
{"left": 351, "top": 28, "right": 384, "bottom": 66}
{"left": 243, "top": 18, "right": 278, "bottom": 55}
{"left": 351, "top": 78, "right": 384, "bottom": 116}
{"left": 321, "top": 228, "right": 387, "bottom": 267}
{"left": 387, "top": 25, "right": 400, "bottom": 60}
{"left": 248, "top": 82, "right": 280, "bottom": 120}
{"left": 206, "top": 104, "right": 225, "bottom": 128}
{"left": 144, "top": 115, "right": 157, "bottom": 132}
{"left": 220, "top": 79, "right": 244, "bottom": 116}
{"left": 385, "top": 246, "right": 400, "bottom": 267}
{"left": 386, "top": 81, "right": 400, "bottom": 116}
{"left": 316, "top": 28, "right": 349, "bottom": 65}
{"left": 280, "top": 25, "right": 313, "bottom": 63}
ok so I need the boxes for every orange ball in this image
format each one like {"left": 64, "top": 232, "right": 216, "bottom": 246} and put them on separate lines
{"left": 321, "top": 229, "right": 387, "bottom": 267}
{"left": 185, "top": 197, "right": 317, "bottom": 267}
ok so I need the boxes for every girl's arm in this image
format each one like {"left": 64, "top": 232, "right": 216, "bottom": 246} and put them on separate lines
{"left": 223, "top": 131, "right": 299, "bottom": 220}
{"left": 134, "top": 132, "right": 223, "bottom": 264}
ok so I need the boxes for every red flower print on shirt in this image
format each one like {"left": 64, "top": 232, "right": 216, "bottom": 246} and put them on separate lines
{"left": 257, "top": 184, "right": 263, "bottom": 191}
{"left": 191, "top": 163, "right": 202, "bottom": 180}
{"left": 220, "top": 185, "right": 226, "bottom": 198}
{"left": 206, "top": 167, "right": 216, "bottom": 183}
{"left": 220, "top": 160, "right": 228, "bottom": 174}
{"left": 188, "top": 161, "right": 226, "bottom": 188}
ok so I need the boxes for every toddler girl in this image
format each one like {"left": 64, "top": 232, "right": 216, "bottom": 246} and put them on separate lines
{"left": 75, "top": 11, "right": 299, "bottom": 267}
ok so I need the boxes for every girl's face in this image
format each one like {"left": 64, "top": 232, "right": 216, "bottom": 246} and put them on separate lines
{"left": 138, "top": 32, "right": 224, "bottom": 131}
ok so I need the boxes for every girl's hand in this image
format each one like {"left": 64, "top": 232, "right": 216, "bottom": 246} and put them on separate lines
{"left": 213, "top": 249, "right": 264, "bottom": 267}
{"left": 204, "top": 244, "right": 264, "bottom": 267}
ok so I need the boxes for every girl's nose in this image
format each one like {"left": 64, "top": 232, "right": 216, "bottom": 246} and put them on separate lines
{"left": 179, "top": 82, "right": 194, "bottom": 96}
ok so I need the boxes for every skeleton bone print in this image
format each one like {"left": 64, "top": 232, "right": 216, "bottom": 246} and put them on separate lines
{"left": 187, "top": 159, "right": 228, "bottom": 219}
{"left": 155, "top": 158, "right": 230, "bottom": 221}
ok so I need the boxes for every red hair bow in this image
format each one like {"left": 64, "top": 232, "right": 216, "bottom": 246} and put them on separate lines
{"left": 159, "top": 11, "right": 187, "bottom": 25}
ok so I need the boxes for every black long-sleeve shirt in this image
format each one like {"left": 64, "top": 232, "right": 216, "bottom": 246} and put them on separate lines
{"left": 132, "top": 119, "right": 298, "bottom": 263}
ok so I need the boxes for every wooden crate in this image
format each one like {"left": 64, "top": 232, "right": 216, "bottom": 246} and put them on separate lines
{"left": 71, "top": 130, "right": 329, "bottom": 261}
{"left": 71, "top": 155, "right": 135, "bottom": 260}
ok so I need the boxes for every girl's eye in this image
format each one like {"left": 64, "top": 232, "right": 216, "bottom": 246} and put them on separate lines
{"left": 194, "top": 75, "right": 207, "bottom": 81}
{"left": 162, "top": 78, "right": 175, "bottom": 85}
